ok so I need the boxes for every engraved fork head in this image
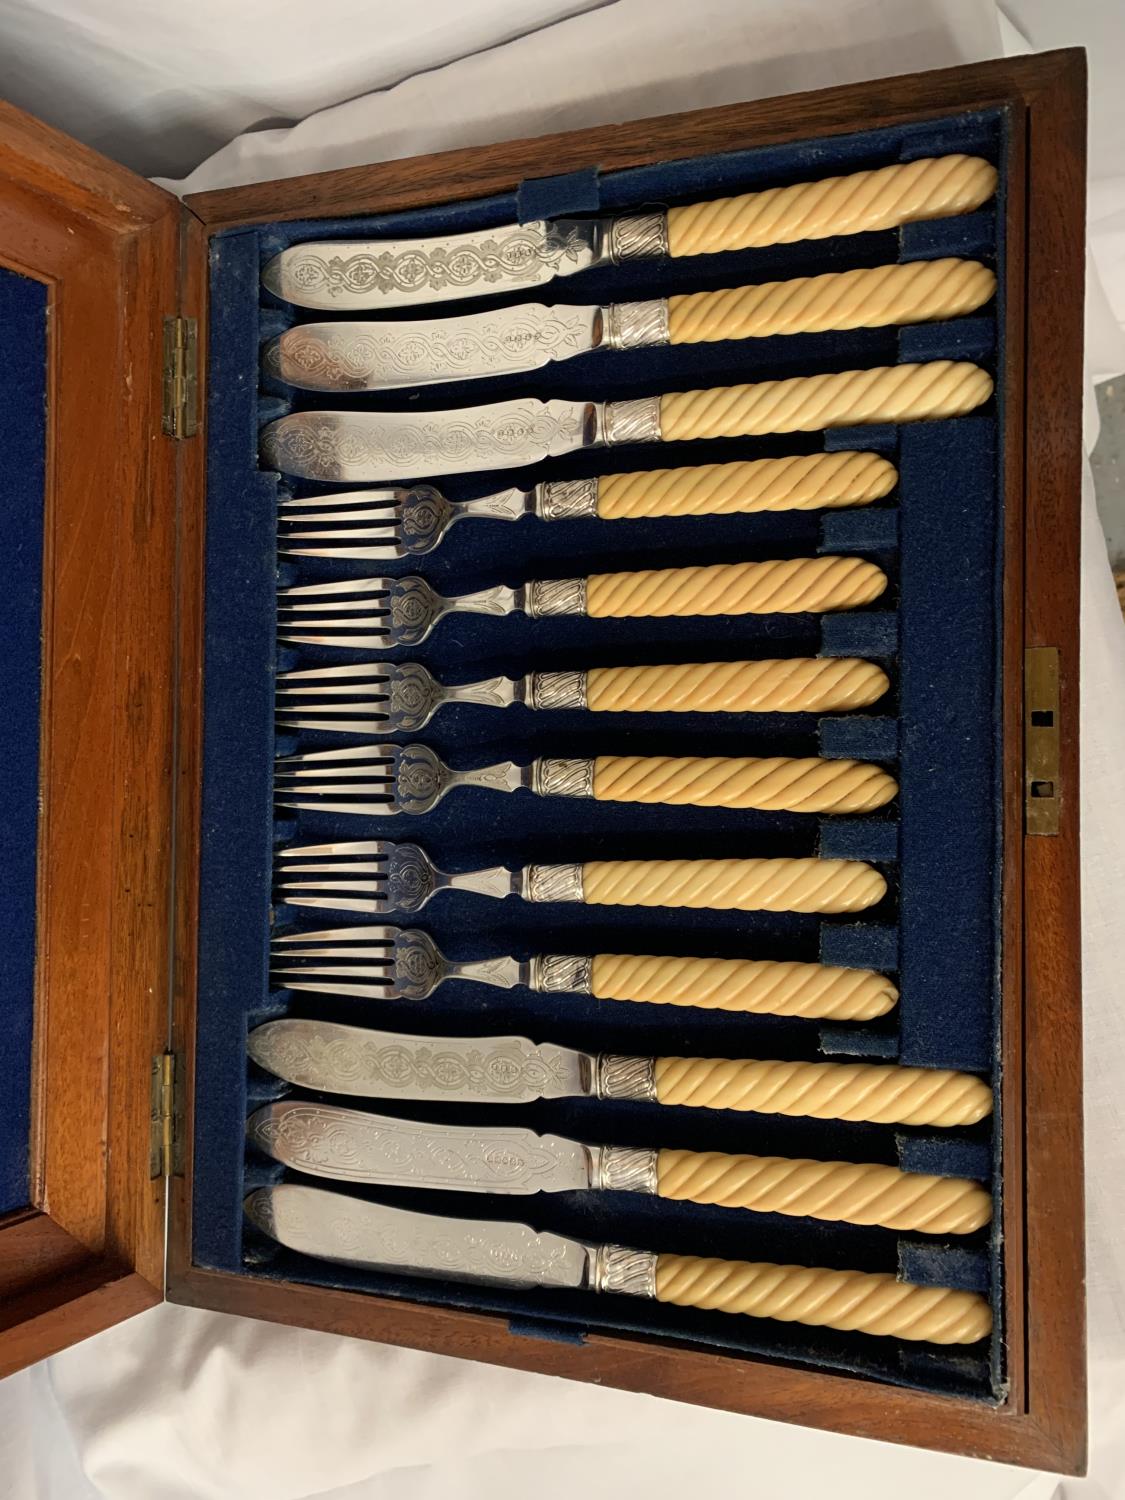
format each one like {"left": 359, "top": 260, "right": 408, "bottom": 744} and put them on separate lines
{"left": 274, "top": 839, "right": 439, "bottom": 915}
{"left": 279, "top": 485, "right": 456, "bottom": 559}
{"left": 276, "top": 661, "right": 445, "bottom": 735}
{"left": 277, "top": 575, "right": 446, "bottom": 650}
{"left": 270, "top": 923, "right": 447, "bottom": 1000}
{"left": 274, "top": 742, "right": 446, "bottom": 816}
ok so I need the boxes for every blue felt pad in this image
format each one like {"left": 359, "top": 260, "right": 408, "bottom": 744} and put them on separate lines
{"left": 0, "top": 267, "right": 48, "bottom": 1216}
{"left": 192, "top": 107, "right": 1008, "bottom": 1402}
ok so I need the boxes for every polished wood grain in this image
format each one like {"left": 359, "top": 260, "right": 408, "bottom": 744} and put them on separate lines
{"left": 171, "top": 49, "right": 1088, "bottom": 1473}
{"left": 0, "top": 101, "right": 179, "bottom": 1379}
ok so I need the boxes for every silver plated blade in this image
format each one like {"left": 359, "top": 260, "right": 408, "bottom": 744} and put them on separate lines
{"left": 260, "top": 399, "right": 596, "bottom": 482}
{"left": 244, "top": 1183, "right": 590, "bottom": 1290}
{"left": 266, "top": 304, "right": 599, "bottom": 391}
{"left": 247, "top": 1019, "right": 589, "bottom": 1105}
{"left": 260, "top": 220, "right": 600, "bottom": 311}
{"left": 247, "top": 1099, "right": 593, "bottom": 1195}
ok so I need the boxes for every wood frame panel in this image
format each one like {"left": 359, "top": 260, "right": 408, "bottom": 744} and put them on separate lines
{"left": 168, "top": 50, "right": 1087, "bottom": 1472}
{"left": 0, "top": 104, "right": 181, "bottom": 1379}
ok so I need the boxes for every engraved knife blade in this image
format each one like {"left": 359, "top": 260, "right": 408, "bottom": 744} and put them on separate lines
{"left": 248, "top": 1099, "right": 596, "bottom": 1195}
{"left": 261, "top": 219, "right": 607, "bottom": 311}
{"left": 260, "top": 396, "right": 659, "bottom": 481}
{"left": 245, "top": 1183, "right": 592, "bottom": 1289}
{"left": 264, "top": 303, "right": 604, "bottom": 391}
{"left": 248, "top": 1019, "right": 591, "bottom": 1105}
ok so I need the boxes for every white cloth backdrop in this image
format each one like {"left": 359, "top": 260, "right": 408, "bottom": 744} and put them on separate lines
{"left": 0, "top": 2, "right": 1122, "bottom": 1496}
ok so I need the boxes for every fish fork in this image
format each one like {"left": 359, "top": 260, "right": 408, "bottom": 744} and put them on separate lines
{"left": 273, "top": 742, "right": 897, "bottom": 817}
{"left": 275, "top": 657, "right": 890, "bottom": 735}
{"left": 277, "top": 554, "right": 887, "bottom": 651}
{"left": 275, "top": 449, "right": 898, "bottom": 560}
{"left": 271, "top": 839, "right": 889, "bottom": 923}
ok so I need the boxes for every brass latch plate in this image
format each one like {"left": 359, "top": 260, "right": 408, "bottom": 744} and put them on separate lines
{"left": 162, "top": 316, "right": 199, "bottom": 439}
{"left": 1025, "top": 647, "right": 1061, "bottom": 836}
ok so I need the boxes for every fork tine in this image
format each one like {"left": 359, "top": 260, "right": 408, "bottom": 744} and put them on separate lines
{"left": 280, "top": 578, "right": 395, "bottom": 597}
{"left": 280, "top": 489, "right": 402, "bottom": 510}
{"left": 280, "top": 662, "right": 393, "bottom": 681}
{"left": 271, "top": 978, "right": 404, "bottom": 1000}
{"left": 279, "top": 545, "right": 406, "bottom": 561}
{"left": 280, "top": 895, "right": 385, "bottom": 913}
{"left": 280, "top": 506, "right": 402, "bottom": 524}
{"left": 281, "top": 527, "right": 402, "bottom": 542}
{"left": 278, "top": 601, "right": 391, "bottom": 616}
{"left": 276, "top": 718, "right": 392, "bottom": 734}
{"left": 277, "top": 840, "right": 391, "bottom": 856}
{"left": 277, "top": 799, "right": 403, "bottom": 815}
{"left": 278, "top": 632, "right": 395, "bottom": 649}
{"left": 277, "top": 744, "right": 398, "bottom": 763}
{"left": 276, "top": 877, "right": 381, "bottom": 890}
{"left": 270, "top": 953, "right": 393, "bottom": 963}
{"left": 276, "top": 862, "right": 385, "bottom": 874}
{"left": 273, "top": 923, "right": 399, "bottom": 941}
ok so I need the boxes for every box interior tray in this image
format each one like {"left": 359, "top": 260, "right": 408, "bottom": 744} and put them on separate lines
{"left": 193, "top": 107, "right": 1008, "bottom": 1399}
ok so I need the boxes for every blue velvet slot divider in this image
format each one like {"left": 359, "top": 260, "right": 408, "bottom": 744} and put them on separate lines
{"left": 195, "top": 108, "right": 1007, "bottom": 1400}
{"left": 0, "top": 267, "right": 48, "bottom": 1216}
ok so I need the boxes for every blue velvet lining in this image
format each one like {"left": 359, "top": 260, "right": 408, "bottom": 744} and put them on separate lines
{"left": 0, "top": 267, "right": 48, "bottom": 1216}
{"left": 195, "top": 109, "right": 1008, "bottom": 1399}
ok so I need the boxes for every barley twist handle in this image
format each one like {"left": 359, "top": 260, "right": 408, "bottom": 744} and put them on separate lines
{"left": 665, "top": 154, "right": 998, "bottom": 256}
{"left": 585, "top": 556, "right": 887, "bottom": 618}
{"left": 585, "top": 658, "right": 888, "bottom": 714}
{"left": 658, "top": 361, "right": 993, "bottom": 442}
{"left": 667, "top": 259, "right": 994, "bottom": 344}
{"left": 594, "top": 450, "right": 897, "bottom": 519}
{"left": 582, "top": 857, "right": 886, "bottom": 914}
{"left": 655, "top": 1148, "right": 991, "bottom": 1233}
{"left": 589, "top": 953, "right": 897, "bottom": 1019}
{"left": 653, "top": 1055, "right": 993, "bottom": 1126}
{"left": 653, "top": 1254, "right": 992, "bottom": 1344}
{"left": 592, "top": 753, "right": 897, "bottom": 814}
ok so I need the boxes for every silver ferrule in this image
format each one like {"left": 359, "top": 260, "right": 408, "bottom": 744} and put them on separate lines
{"left": 595, "top": 1054, "right": 658, "bottom": 1103}
{"left": 589, "top": 1145, "right": 659, "bottom": 1195}
{"left": 534, "top": 477, "right": 600, "bottom": 521}
{"left": 602, "top": 395, "right": 662, "bottom": 447}
{"left": 591, "top": 1243, "right": 659, "bottom": 1298}
{"left": 530, "top": 952, "right": 593, "bottom": 992}
{"left": 521, "top": 864, "right": 586, "bottom": 904}
{"left": 608, "top": 211, "right": 670, "bottom": 263}
{"left": 521, "top": 576, "right": 588, "bottom": 618}
{"left": 530, "top": 757, "right": 596, "bottom": 799}
{"left": 526, "top": 670, "right": 588, "bottom": 711}
{"left": 602, "top": 299, "right": 670, "bottom": 352}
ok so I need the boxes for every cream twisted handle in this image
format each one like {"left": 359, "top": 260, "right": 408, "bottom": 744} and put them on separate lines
{"left": 584, "top": 658, "right": 889, "bottom": 714}
{"left": 656, "top": 1148, "right": 991, "bottom": 1233}
{"left": 590, "top": 953, "right": 896, "bottom": 1019}
{"left": 667, "top": 258, "right": 995, "bottom": 343}
{"left": 653, "top": 1254, "right": 991, "bottom": 1344}
{"left": 591, "top": 754, "right": 897, "bottom": 814}
{"left": 657, "top": 361, "right": 993, "bottom": 442}
{"left": 666, "top": 154, "right": 998, "bottom": 256}
{"left": 595, "top": 450, "right": 897, "bottom": 519}
{"left": 653, "top": 1055, "right": 993, "bottom": 1126}
{"left": 582, "top": 857, "right": 886, "bottom": 914}
{"left": 585, "top": 555, "right": 887, "bottom": 617}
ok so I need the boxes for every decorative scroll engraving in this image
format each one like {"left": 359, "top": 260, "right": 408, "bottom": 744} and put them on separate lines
{"left": 398, "top": 487, "right": 455, "bottom": 554}
{"left": 596, "top": 1054, "right": 658, "bottom": 1103}
{"left": 529, "top": 670, "right": 588, "bottom": 711}
{"left": 593, "top": 1244, "right": 659, "bottom": 1298}
{"left": 534, "top": 951, "right": 593, "bottom": 993}
{"left": 531, "top": 758, "right": 595, "bottom": 799}
{"left": 608, "top": 212, "right": 670, "bottom": 263}
{"left": 388, "top": 578, "right": 442, "bottom": 642}
{"left": 273, "top": 223, "right": 590, "bottom": 302}
{"left": 605, "top": 299, "right": 670, "bottom": 352}
{"left": 260, "top": 402, "right": 587, "bottom": 483}
{"left": 594, "top": 1145, "right": 659, "bottom": 1195}
{"left": 525, "top": 865, "right": 586, "bottom": 906}
{"left": 603, "top": 396, "right": 662, "bottom": 447}
{"left": 537, "top": 478, "right": 599, "bottom": 521}
{"left": 392, "top": 744, "right": 445, "bottom": 816}
{"left": 250, "top": 1104, "right": 579, "bottom": 1192}
{"left": 526, "top": 577, "right": 588, "bottom": 618}
{"left": 382, "top": 842, "right": 438, "bottom": 913}
{"left": 390, "top": 927, "right": 445, "bottom": 998}
{"left": 387, "top": 663, "right": 444, "bottom": 732}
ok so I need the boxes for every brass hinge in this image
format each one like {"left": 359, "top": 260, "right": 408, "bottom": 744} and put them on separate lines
{"left": 162, "top": 316, "right": 199, "bottom": 439}
{"left": 1025, "top": 646, "right": 1061, "bottom": 835}
{"left": 149, "top": 1051, "right": 185, "bottom": 1180}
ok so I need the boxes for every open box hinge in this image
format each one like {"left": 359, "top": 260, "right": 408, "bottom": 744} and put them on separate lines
{"left": 1025, "top": 646, "right": 1061, "bottom": 836}
{"left": 150, "top": 1051, "right": 185, "bottom": 1180}
{"left": 162, "top": 316, "right": 199, "bottom": 439}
